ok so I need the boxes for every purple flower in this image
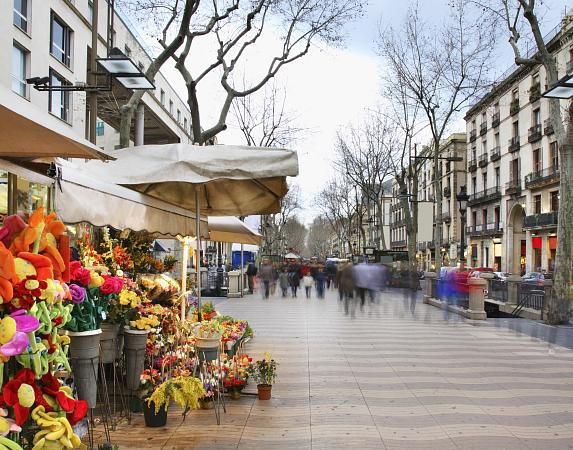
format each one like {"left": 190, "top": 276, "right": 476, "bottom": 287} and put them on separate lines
{"left": 69, "top": 284, "right": 86, "bottom": 304}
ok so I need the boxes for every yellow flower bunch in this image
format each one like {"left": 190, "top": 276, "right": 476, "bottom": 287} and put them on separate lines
{"left": 88, "top": 271, "right": 104, "bottom": 289}
{"left": 118, "top": 287, "right": 141, "bottom": 308}
{"left": 130, "top": 314, "right": 160, "bottom": 330}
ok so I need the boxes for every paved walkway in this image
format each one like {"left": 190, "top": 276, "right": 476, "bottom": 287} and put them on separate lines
{"left": 109, "top": 287, "right": 573, "bottom": 449}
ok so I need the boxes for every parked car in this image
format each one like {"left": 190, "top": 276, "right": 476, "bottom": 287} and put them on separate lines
{"left": 522, "top": 272, "right": 546, "bottom": 286}
{"left": 468, "top": 267, "right": 494, "bottom": 278}
{"left": 493, "top": 272, "right": 511, "bottom": 281}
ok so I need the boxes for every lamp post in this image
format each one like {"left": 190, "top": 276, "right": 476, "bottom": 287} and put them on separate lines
{"left": 456, "top": 185, "right": 469, "bottom": 268}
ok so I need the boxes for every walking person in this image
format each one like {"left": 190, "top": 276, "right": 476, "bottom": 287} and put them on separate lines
{"left": 303, "top": 273, "right": 314, "bottom": 298}
{"left": 279, "top": 268, "right": 289, "bottom": 298}
{"left": 315, "top": 267, "right": 326, "bottom": 299}
{"left": 259, "top": 258, "right": 273, "bottom": 299}
{"left": 246, "top": 262, "right": 257, "bottom": 294}
{"left": 339, "top": 262, "right": 356, "bottom": 317}
{"left": 288, "top": 266, "right": 300, "bottom": 298}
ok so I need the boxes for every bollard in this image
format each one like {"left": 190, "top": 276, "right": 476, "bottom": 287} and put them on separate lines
{"left": 424, "top": 272, "right": 437, "bottom": 304}
{"left": 467, "top": 277, "right": 487, "bottom": 320}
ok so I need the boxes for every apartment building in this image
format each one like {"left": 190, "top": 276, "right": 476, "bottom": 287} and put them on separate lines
{"left": 464, "top": 17, "right": 572, "bottom": 274}
{"left": 5, "top": 0, "right": 191, "bottom": 153}
{"left": 415, "top": 134, "right": 467, "bottom": 270}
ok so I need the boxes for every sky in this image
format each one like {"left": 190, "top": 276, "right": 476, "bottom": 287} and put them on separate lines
{"left": 129, "top": 0, "right": 571, "bottom": 228}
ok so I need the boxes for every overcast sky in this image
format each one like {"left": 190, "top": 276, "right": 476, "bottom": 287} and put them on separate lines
{"left": 141, "top": 0, "right": 570, "bottom": 229}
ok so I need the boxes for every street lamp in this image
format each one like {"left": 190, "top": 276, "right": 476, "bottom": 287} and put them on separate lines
{"left": 542, "top": 74, "right": 573, "bottom": 99}
{"left": 456, "top": 185, "right": 469, "bottom": 267}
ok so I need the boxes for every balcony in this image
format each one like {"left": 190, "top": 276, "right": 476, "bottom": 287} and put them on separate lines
{"left": 505, "top": 179, "right": 521, "bottom": 196}
{"left": 492, "top": 112, "right": 500, "bottom": 128}
{"left": 443, "top": 186, "right": 451, "bottom": 198}
{"left": 528, "top": 124, "right": 542, "bottom": 143}
{"left": 544, "top": 118, "right": 554, "bottom": 135}
{"left": 391, "top": 219, "right": 405, "bottom": 228}
{"left": 391, "top": 240, "right": 407, "bottom": 248}
{"left": 467, "top": 222, "right": 504, "bottom": 237}
{"left": 478, "top": 152, "right": 488, "bottom": 168}
{"left": 442, "top": 211, "right": 451, "bottom": 223}
{"left": 480, "top": 122, "right": 487, "bottom": 136}
{"left": 469, "top": 129, "right": 477, "bottom": 142}
{"left": 468, "top": 158, "right": 478, "bottom": 172}
{"left": 528, "top": 83, "right": 541, "bottom": 103}
{"left": 468, "top": 186, "right": 502, "bottom": 206}
{"left": 525, "top": 167, "right": 560, "bottom": 189}
{"left": 490, "top": 146, "right": 501, "bottom": 161}
{"left": 523, "top": 211, "right": 558, "bottom": 229}
{"left": 510, "top": 98, "right": 520, "bottom": 116}
{"left": 508, "top": 136, "right": 520, "bottom": 153}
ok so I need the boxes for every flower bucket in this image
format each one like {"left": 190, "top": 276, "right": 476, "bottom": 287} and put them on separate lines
{"left": 257, "top": 384, "right": 272, "bottom": 400}
{"left": 229, "top": 389, "right": 241, "bottom": 400}
{"left": 100, "top": 322, "right": 121, "bottom": 364}
{"left": 143, "top": 400, "right": 167, "bottom": 427}
{"left": 68, "top": 329, "right": 102, "bottom": 408}
{"left": 123, "top": 327, "right": 149, "bottom": 391}
{"left": 195, "top": 334, "right": 220, "bottom": 362}
{"left": 199, "top": 398, "right": 215, "bottom": 410}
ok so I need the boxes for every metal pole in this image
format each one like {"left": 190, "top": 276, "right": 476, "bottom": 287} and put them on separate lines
{"left": 460, "top": 212, "right": 466, "bottom": 267}
{"left": 89, "top": 0, "right": 98, "bottom": 144}
{"left": 180, "top": 239, "right": 188, "bottom": 320}
{"left": 195, "top": 187, "right": 202, "bottom": 321}
{"left": 240, "top": 243, "right": 244, "bottom": 297}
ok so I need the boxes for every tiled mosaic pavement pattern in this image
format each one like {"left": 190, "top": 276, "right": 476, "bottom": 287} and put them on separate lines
{"left": 104, "top": 288, "right": 573, "bottom": 449}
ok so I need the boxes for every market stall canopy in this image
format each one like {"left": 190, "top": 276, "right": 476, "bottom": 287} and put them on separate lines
{"left": 55, "top": 160, "right": 209, "bottom": 238}
{"left": 0, "top": 86, "right": 112, "bottom": 160}
{"left": 79, "top": 143, "right": 299, "bottom": 216}
{"left": 284, "top": 252, "right": 301, "bottom": 259}
{"left": 208, "top": 216, "right": 262, "bottom": 245}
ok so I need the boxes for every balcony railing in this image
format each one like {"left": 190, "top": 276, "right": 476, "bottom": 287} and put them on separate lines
{"left": 490, "top": 146, "right": 501, "bottom": 161}
{"left": 467, "top": 222, "right": 503, "bottom": 237}
{"left": 443, "top": 186, "right": 451, "bottom": 197}
{"left": 492, "top": 112, "right": 500, "bottom": 128}
{"left": 478, "top": 152, "right": 488, "bottom": 167}
{"left": 544, "top": 118, "right": 554, "bottom": 135}
{"left": 508, "top": 136, "right": 520, "bottom": 153}
{"left": 391, "top": 240, "right": 407, "bottom": 248}
{"left": 510, "top": 98, "right": 520, "bottom": 116}
{"left": 528, "top": 124, "right": 542, "bottom": 143}
{"left": 468, "top": 187, "right": 501, "bottom": 206}
{"left": 469, "top": 129, "right": 477, "bottom": 142}
{"left": 468, "top": 158, "right": 478, "bottom": 172}
{"left": 505, "top": 179, "right": 521, "bottom": 195}
{"left": 525, "top": 167, "right": 560, "bottom": 189}
{"left": 480, "top": 122, "right": 487, "bottom": 136}
{"left": 523, "top": 211, "right": 558, "bottom": 229}
{"left": 528, "top": 83, "right": 541, "bottom": 103}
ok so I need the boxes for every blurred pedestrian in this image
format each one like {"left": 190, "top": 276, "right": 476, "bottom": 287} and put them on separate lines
{"left": 339, "top": 263, "right": 356, "bottom": 316}
{"left": 259, "top": 259, "right": 273, "bottom": 299}
{"left": 303, "top": 273, "right": 314, "bottom": 298}
{"left": 315, "top": 266, "right": 326, "bottom": 299}
{"left": 246, "top": 262, "right": 257, "bottom": 294}
{"left": 279, "top": 268, "right": 289, "bottom": 298}
{"left": 289, "top": 266, "right": 300, "bottom": 298}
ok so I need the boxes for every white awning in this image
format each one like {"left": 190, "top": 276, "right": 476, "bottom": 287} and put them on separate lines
{"left": 208, "top": 216, "right": 262, "bottom": 245}
{"left": 55, "top": 160, "right": 208, "bottom": 238}
{"left": 0, "top": 86, "right": 112, "bottom": 160}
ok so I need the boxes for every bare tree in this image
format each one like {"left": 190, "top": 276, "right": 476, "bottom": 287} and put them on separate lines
{"left": 378, "top": 0, "right": 497, "bottom": 274}
{"left": 307, "top": 216, "right": 332, "bottom": 258}
{"left": 232, "top": 81, "right": 306, "bottom": 148}
{"left": 474, "top": 1, "right": 572, "bottom": 324}
{"left": 117, "top": 0, "right": 363, "bottom": 145}
{"left": 283, "top": 216, "right": 307, "bottom": 256}
{"left": 315, "top": 178, "right": 360, "bottom": 256}
{"left": 260, "top": 185, "right": 301, "bottom": 256}
{"left": 334, "top": 111, "right": 394, "bottom": 250}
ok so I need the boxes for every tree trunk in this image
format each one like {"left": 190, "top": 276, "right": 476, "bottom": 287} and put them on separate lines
{"left": 377, "top": 199, "right": 386, "bottom": 250}
{"left": 433, "top": 144, "right": 443, "bottom": 274}
{"left": 547, "top": 103, "right": 573, "bottom": 324}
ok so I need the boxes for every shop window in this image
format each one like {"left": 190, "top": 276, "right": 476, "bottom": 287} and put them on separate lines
{"left": 95, "top": 121, "right": 104, "bottom": 136}
{"left": 16, "top": 177, "right": 49, "bottom": 220}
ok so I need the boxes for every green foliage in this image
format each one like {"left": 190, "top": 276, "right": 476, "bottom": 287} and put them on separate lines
{"left": 247, "top": 354, "right": 278, "bottom": 386}
{"left": 147, "top": 376, "right": 206, "bottom": 414}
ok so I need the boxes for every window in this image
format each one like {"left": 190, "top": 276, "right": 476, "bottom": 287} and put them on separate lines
{"left": 512, "top": 121, "right": 519, "bottom": 137}
{"left": 482, "top": 172, "right": 487, "bottom": 191}
{"left": 494, "top": 132, "right": 500, "bottom": 147}
{"left": 510, "top": 159, "right": 519, "bottom": 182}
{"left": 550, "top": 142, "right": 559, "bottom": 169}
{"left": 14, "top": 0, "right": 29, "bottom": 32}
{"left": 472, "top": 120, "right": 476, "bottom": 131}
{"left": 124, "top": 45, "right": 131, "bottom": 57}
{"left": 87, "top": 1, "right": 93, "bottom": 23}
{"left": 48, "top": 69, "right": 70, "bottom": 122}
{"left": 512, "top": 88, "right": 518, "bottom": 100}
{"left": 494, "top": 102, "right": 500, "bottom": 114}
{"left": 495, "top": 167, "right": 500, "bottom": 188}
{"left": 51, "top": 13, "right": 72, "bottom": 66}
{"left": 482, "top": 139, "right": 487, "bottom": 153}
{"left": 472, "top": 176, "right": 477, "bottom": 195}
{"left": 12, "top": 43, "right": 28, "bottom": 98}
{"left": 472, "top": 211, "right": 477, "bottom": 227}
{"left": 160, "top": 89, "right": 165, "bottom": 105}
{"left": 533, "top": 148, "right": 541, "bottom": 173}
{"left": 169, "top": 100, "right": 173, "bottom": 115}
{"left": 533, "top": 195, "right": 541, "bottom": 214}
{"left": 533, "top": 108, "right": 541, "bottom": 126}
{"left": 95, "top": 121, "right": 104, "bottom": 136}
{"left": 138, "top": 61, "right": 144, "bottom": 71}
{"left": 177, "top": 109, "right": 181, "bottom": 123}
{"left": 550, "top": 191, "right": 559, "bottom": 212}
{"left": 184, "top": 118, "right": 188, "bottom": 131}
{"left": 482, "top": 209, "right": 487, "bottom": 225}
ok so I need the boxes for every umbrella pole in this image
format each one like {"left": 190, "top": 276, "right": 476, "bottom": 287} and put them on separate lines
{"left": 240, "top": 243, "right": 244, "bottom": 297}
{"left": 196, "top": 187, "right": 202, "bottom": 322}
{"left": 180, "top": 239, "right": 188, "bottom": 320}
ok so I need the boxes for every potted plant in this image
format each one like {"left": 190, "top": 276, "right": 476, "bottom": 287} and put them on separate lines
{"left": 146, "top": 376, "right": 205, "bottom": 419}
{"left": 201, "top": 301, "right": 217, "bottom": 320}
{"left": 222, "top": 354, "right": 251, "bottom": 399}
{"left": 193, "top": 321, "right": 223, "bottom": 362}
{"left": 247, "top": 352, "right": 278, "bottom": 400}
{"left": 137, "top": 368, "right": 166, "bottom": 427}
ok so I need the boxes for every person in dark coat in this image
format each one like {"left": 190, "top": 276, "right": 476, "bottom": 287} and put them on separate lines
{"left": 288, "top": 265, "right": 301, "bottom": 298}
{"left": 246, "top": 262, "right": 257, "bottom": 294}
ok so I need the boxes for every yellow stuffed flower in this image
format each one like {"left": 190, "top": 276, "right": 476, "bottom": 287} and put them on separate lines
{"left": 88, "top": 272, "right": 104, "bottom": 289}
{"left": 0, "top": 317, "right": 16, "bottom": 345}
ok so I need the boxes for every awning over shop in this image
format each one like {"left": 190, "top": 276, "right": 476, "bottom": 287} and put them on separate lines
{"left": 0, "top": 86, "right": 112, "bottom": 160}
{"left": 55, "top": 160, "right": 208, "bottom": 238}
{"left": 207, "top": 216, "right": 262, "bottom": 245}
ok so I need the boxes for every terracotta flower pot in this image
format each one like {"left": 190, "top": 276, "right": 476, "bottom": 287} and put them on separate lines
{"left": 257, "top": 384, "right": 272, "bottom": 400}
